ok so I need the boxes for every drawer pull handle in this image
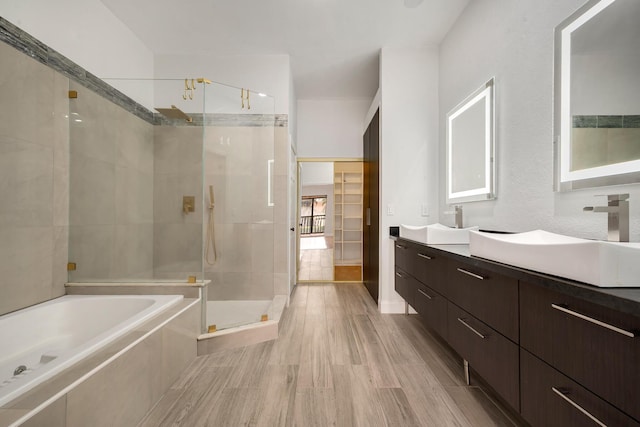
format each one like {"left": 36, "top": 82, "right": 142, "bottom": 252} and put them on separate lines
{"left": 551, "top": 304, "right": 635, "bottom": 338}
{"left": 417, "top": 288, "right": 433, "bottom": 300}
{"left": 395, "top": 272, "right": 403, "bottom": 278}
{"left": 457, "top": 317, "right": 486, "bottom": 339}
{"left": 395, "top": 244, "right": 407, "bottom": 249}
{"left": 551, "top": 387, "right": 607, "bottom": 427}
{"left": 456, "top": 268, "right": 485, "bottom": 280}
{"left": 417, "top": 253, "right": 432, "bottom": 260}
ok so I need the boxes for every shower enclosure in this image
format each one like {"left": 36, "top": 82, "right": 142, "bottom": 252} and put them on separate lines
{"left": 67, "top": 77, "right": 277, "bottom": 332}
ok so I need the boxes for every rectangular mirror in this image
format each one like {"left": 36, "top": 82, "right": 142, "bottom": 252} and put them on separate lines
{"left": 446, "top": 78, "right": 496, "bottom": 203}
{"left": 555, "top": 0, "right": 640, "bottom": 190}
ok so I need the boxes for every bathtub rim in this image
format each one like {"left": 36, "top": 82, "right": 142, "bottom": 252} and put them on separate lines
{"left": 0, "top": 294, "right": 184, "bottom": 408}
{"left": 1, "top": 297, "right": 199, "bottom": 427}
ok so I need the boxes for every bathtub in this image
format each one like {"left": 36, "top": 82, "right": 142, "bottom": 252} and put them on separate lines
{"left": 0, "top": 294, "right": 183, "bottom": 408}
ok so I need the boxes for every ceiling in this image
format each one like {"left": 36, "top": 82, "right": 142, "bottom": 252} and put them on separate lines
{"left": 100, "top": 0, "right": 469, "bottom": 99}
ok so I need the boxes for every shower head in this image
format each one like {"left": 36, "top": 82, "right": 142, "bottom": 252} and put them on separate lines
{"left": 155, "top": 105, "right": 192, "bottom": 123}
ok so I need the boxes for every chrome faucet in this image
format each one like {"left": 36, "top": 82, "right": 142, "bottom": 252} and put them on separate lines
{"left": 583, "top": 194, "right": 629, "bottom": 242}
{"left": 454, "top": 205, "right": 463, "bottom": 229}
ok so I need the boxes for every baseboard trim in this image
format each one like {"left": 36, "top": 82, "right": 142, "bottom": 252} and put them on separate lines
{"left": 379, "top": 300, "right": 417, "bottom": 314}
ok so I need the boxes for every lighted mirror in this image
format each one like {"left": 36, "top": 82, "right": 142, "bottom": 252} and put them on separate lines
{"left": 446, "top": 78, "right": 495, "bottom": 203}
{"left": 555, "top": 0, "right": 640, "bottom": 190}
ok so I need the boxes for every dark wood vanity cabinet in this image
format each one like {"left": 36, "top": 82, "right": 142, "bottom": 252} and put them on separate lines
{"left": 520, "top": 281, "right": 640, "bottom": 422}
{"left": 521, "top": 349, "right": 640, "bottom": 427}
{"left": 447, "top": 303, "right": 520, "bottom": 410}
{"left": 394, "top": 243, "right": 448, "bottom": 336}
{"left": 393, "top": 241, "right": 414, "bottom": 272}
{"left": 394, "top": 267, "right": 414, "bottom": 307}
{"left": 447, "top": 261, "right": 519, "bottom": 343}
{"left": 413, "top": 247, "right": 449, "bottom": 298}
{"left": 393, "top": 238, "right": 640, "bottom": 426}
{"left": 413, "top": 280, "right": 448, "bottom": 338}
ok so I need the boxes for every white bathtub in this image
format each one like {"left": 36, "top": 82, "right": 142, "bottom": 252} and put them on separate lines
{"left": 0, "top": 294, "right": 183, "bottom": 408}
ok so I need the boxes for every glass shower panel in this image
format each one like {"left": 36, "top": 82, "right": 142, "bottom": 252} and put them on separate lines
{"left": 68, "top": 78, "right": 205, "bottom": 282}
{"left": 150, "top": 79, "right": 205, "bottom": 281}
{"left": 66, "top": 75, "right": 277, "bottom": 331}
{"left": 202, "top": 82, "right": 276, "bottom": 331}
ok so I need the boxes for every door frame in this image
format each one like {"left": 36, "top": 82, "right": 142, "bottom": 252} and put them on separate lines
{"left": 296, "top": 157, "right": 364, "bottom": 283}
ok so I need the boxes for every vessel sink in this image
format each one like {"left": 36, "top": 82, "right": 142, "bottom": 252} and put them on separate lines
{"left": 469, "top": 229, "right": 640, "bottom": 287}
{"left": 400, "top": 223, "right": 479, "bottom": 245}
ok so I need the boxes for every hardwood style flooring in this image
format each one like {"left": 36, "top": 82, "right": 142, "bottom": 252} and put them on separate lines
{"left": 299, "top": 237, "right": 334, "bottom": 281}
{"left": 138, "top": 283, "right": 523, "bottom": 427}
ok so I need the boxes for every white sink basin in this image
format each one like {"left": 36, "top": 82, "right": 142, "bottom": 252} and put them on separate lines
{"left": 469, "top": 230, "right": 640, "bottom": 287}
{"left": 400, "top": 223, "right": 479, "bottom": 245}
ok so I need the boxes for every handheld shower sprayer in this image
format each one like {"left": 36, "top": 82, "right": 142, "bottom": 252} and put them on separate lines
{"left": 205, "top": 184, "right": 218, "bottom": 265}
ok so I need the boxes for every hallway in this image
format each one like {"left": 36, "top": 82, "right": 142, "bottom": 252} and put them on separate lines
{"left": 138, "top": 283, "right": 521, "bottom": 426}
{"left": 298, "top": 236, "right": 334, "bottom": 281}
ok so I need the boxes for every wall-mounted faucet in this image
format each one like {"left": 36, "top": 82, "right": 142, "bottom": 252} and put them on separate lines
{"left": 583, "top": 194, "right": 629, "bottom": 242}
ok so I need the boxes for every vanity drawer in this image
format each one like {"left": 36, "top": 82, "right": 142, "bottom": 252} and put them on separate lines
{"left": 413, "top": 247, "right": 449, "bottom": 298}
{"left": 394, "top": 267, "right": 414, "bottom": 307}
{"left": 520, "top": 281, "right": 640, "bottom": 421}
{"left": 447, "top": 261, "right": 519, "bottom": 343}
{"left": 394, "top": 240, "right": 415, "bottom": 273}
{"left": 447, "top": 303, "right": 519, "bottom": 411}
{"left": 521, "top": 349, "right": 640, "bottom": 427}
{"left": 414, "top": 281, "right": 447, "bottom": 339}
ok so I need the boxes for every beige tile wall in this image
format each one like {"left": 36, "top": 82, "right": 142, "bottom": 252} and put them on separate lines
{"left": 68, "top": 81, "right": 154, "bottom": 282}
{"left": 153, "top": 126, "right": 203, "bottom": 280}
{"left": 0, "top": 38, "right": 291, "bottom": 313}
{"left": 203, "top": 124, "right": 288, "bottom": 300}
{"left": 0, "top": 42, "right": 69, "bottom": 316}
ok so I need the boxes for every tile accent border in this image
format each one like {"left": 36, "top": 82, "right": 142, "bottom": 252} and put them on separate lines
{"left": 573, "top": 115, "right": 640, "bottom": 128}
{"left": 156, "top": 113, "right": 288, "bottom": 127}
{"left": 0, "top": 16, "right": 287, "bottom": 127}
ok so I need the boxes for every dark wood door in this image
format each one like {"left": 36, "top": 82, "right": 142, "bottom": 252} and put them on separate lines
{"left": 363, "top": 109, "right": 379, "bottom": 303}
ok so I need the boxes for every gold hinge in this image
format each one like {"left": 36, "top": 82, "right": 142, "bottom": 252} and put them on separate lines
{"left": 187, "top": 275, "right": 197, "bottom": 283}
{"left": 208, "top": 324, "right": 217, "bottom": 333}
{"left": 261, "top": 314, "right": 269, "bottom": 322}
{"left": 68, "top": 90, "right": 78, "bottom": 99}
{"left": 67, "top": 262, "right": 77, "bottom": 271}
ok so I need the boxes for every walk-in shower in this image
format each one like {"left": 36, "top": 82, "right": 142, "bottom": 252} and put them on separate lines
{"left": 67, "top": 77, "right": 280, "bottom": 333}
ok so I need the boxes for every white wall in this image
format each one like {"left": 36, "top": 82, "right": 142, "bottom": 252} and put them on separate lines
{"left": 438, "top": 0, "right": 640, "bottom": 241}
{"left": 289, "top": 71, "right": 298, "bottom": 152}
{"left": 297, "top": 99, "right": 371, "bottom": 158}
{"left": 300, "top": 162, "right": 334, "bottom": 186}
{"left": 0, "top": 0, "right": 154, "bottom": 105}
{"left": 379, "top": 47, "right": 440, "bottom": 313}
{"left": 155, "top": 54, "right": 291, "bottom": 115}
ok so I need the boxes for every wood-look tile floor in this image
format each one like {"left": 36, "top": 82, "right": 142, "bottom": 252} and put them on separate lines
{"left": 138, "top": 283, "right": 524, "bottom": 427}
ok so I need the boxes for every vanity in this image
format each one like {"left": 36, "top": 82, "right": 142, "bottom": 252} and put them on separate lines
{"left": 394, "top": 236, "right": 640, "bottom": 427}
{"left": 409, "top": 0, "right": 640, "bottom": 422}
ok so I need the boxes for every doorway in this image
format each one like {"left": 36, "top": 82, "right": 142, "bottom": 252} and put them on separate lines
{"left": 298, "top": 161, "right": 334, "bottom": 281}
{"left": 297, "top": 159, "right": 363, "bottom": 282}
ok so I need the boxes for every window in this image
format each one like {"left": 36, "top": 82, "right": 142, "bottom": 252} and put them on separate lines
{"left": 300, "top": 196, "right": 327, "bottom": 235}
